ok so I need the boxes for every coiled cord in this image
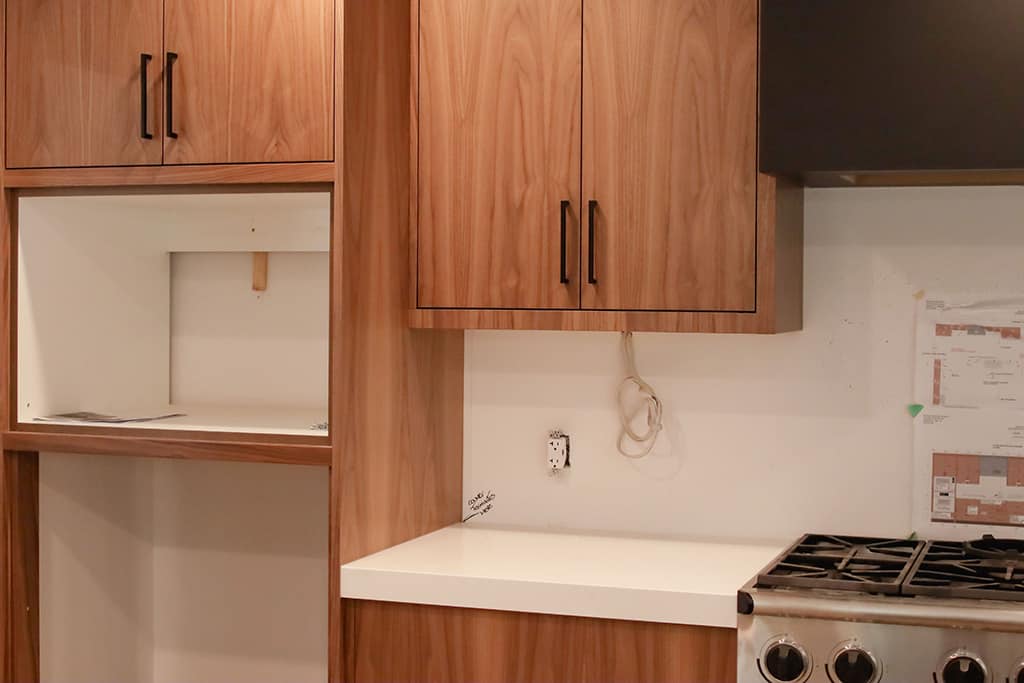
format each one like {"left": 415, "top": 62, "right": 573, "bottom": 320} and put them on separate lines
{"left": 616, "top": 332, "right": 663, "bottom": 458}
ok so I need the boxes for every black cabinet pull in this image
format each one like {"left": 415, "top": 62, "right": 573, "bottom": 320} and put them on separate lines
{"left": 587, "top": 200, "right": 598, "bottom": 284}
{"left": 559, "top": 200, "right": 571, "bottom": 284}
{"left": 140, "top": 53, "right": 153, "bottom": 139}
{"left": 166, "top": 52, "right": 179, "bottom": 139}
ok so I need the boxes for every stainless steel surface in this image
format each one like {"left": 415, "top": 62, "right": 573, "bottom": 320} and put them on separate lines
{"left": 737, "top": 534, "right": 1024, "bottom": 683}
{"left": 741, "top": 583, "right": 1024, "bottom": 633}
{"left": 738, "top": 612, "right": 1024, "bottom": 683}
{"left": 1012, "top": 658, "right": 1024, "bottom": 683}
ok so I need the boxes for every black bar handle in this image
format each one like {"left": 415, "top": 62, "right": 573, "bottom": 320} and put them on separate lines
{"left": 166, "top": 52, "right": 179, "bottom": 139}
{"left": 140, "top": 54, "right": 153, "bottom": 139}
{"left": 587, "top": 200, "right": 598, "bottom": 285}
{"left": 559, "top": 200, "right": 571, "bottom": 284}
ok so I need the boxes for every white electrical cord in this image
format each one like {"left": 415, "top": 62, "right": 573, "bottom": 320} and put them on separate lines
{"left": 617, "top": 332, "right": 663, "bottom": 459}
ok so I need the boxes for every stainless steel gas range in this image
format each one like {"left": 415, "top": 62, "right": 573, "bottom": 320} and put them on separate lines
{"left": 737, "top": 534, "right": 1024, "bottom": 683}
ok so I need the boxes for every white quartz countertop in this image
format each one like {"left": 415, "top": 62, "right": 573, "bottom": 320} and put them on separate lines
{"left": 340, "top": 525, "right": 786, "bottom": 628}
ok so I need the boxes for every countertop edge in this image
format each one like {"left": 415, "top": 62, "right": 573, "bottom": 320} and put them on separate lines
{"left": 340, "top": 526, "right": 785, "bottom": 629}
{"left": 340, "top": 567, "right": 740, "bottom": 628}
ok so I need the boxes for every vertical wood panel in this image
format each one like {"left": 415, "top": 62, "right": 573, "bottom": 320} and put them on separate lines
{"left": 343, "top": 600, "right": 738, "bottom": 683}
{"left": 164, "top": 0, "right": 334, "bottom": 164}
{"left": 417, "top": 0, "right": 582, "bottom": 309}
{"left": 1, "top": 0, "right": 10, "bottom": 433}
{"left": 340, "top": 0, "right": 463, "bottom": 564}
{"left": 0, "top": 451, "right": 39, "bottom": 683}
{"left": 328, "top": 0, "right": 346, "bottom": 678}
{"left": 582, "top": 0, "right": 758, "bottom": 312}
{"left": 0, "top": 7, "right": 36, "bottom": 678}
{"left": 6, "top": 0, "right": 163, "bottom": 168}
{"left": 338, "top": 0, "right": 465, "bottom": 677}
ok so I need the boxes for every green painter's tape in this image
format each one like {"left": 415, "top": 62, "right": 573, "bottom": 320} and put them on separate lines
{"left": 908, "top": 404, "right": 925, "bottom": 418}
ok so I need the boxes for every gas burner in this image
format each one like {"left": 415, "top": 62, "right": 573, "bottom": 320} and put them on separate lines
{"left": 756, "top": 534, "right": 925, "bottom": 595}
{"left": 964, "top": 534, "right": 1024, "bottom": 560}
{"left": 741, "top": 534, "right": 1024, "bottom": 683}
{"left": 904, "top": 538, "right": 1024, "bottom": 602}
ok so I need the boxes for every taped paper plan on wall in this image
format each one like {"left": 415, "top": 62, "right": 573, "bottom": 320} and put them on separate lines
{"left": 913, "top": 296, "right": 1024, "bottom": 538}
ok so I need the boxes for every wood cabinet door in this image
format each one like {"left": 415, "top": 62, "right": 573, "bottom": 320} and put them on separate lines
{"left": 164, "top": 0, "right": 333, "bottom": 165}
{"left": 7, "top": 0, "right": 164, "bottom": 168}
{"left": 417, "top": 0, "right": 582, "bottom": 310}
{"left": 582, "top": 0, "right": 757, "bottom": 312}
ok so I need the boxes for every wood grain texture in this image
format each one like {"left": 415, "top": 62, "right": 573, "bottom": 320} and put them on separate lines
{"left": 409, "top": 0, "right": 802, "bottom": 332}
{"left": 0, "top": 19, "right": 7, "bottom": 435}
{"left": 416, "top": 0, "right": 582, "bottom": 309}
{"left": 1, "top": 0, "right": 15, "bottom": 436}
{"left": 0, "top": 451, "right": 39, "bottom": 683}
{"left": 335, "top": 0, "right": 464, "bottom": 677}
{"left": 342, "top": 600, "right": 737, "bottom": 683}
{"left": 339, "top": 0, "right": 464, "bottom": 563}
{"left": 582, "top": 0, "right": 757, "bottom": 312}
{"left": 251, "top": 251, "right": 269, "bottom": 291}
{"left": 411, "top": 174, "right": 802, "bottom": 333}
{"left": 328, "top": 0, "right": 346, "bottom": 679}
{"left": 164, "top": 0, "right": 334, "bottom": 164}
{"left": 4, "top": 162, "right": 335, "bottom": 189}
{"left": 6, "top": 0, "right": 163, "bottom": 168}
{"left": 2, "top": 430, "right": 330, "bottom": 467}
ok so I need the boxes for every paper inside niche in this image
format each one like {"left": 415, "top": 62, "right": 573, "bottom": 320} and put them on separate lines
{"left": 34, "top": 411, "right": 186, "bottom": 424}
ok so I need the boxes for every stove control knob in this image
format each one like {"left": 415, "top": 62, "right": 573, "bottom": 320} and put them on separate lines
{"left": 761, "top": 638, "right": 811, "bottom": 683}
{"left": 1012, "top": 659, "right": 1024, "bottom": 683}
{"left": 939, "top": 651, "right": 989, "bottom": 683}
{"left": 831, "top": 644, "right": 880, "bottom": 683}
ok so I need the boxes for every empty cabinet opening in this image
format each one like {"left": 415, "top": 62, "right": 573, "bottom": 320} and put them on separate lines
{"left": 39, "top": 452, "right": 329, "bottom": 683}
{"left": 16, "top": 192, "right": 330, "bottom": 436}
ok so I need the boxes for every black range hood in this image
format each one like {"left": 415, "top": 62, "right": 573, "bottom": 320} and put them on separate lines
{"left": 760, "top": 0, "right": 1024, "bottom": 186}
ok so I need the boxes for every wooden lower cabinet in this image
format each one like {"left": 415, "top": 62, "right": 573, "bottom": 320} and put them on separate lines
{"left": 342, "top": 600, "right": 737, "bottom": 683}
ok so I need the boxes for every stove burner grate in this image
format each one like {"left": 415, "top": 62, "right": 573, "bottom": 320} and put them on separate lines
{"left": 756, "top": 534, "right": 925, "bottom": 595}
{"left": 904, "top": 538, "right": 1024, "bottom": 602}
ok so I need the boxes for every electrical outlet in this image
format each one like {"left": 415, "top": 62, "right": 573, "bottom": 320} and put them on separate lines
{"left": 547, "top": 430, "right": 571, "bottom": 472}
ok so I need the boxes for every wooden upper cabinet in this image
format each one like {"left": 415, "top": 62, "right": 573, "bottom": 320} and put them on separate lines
{"left": 582, "top": 0, "right": 758, "bottom": 312}
{"left": 410, "top": 0, "right": 793, "bottom": 331}
{"left": 417, "top": 0, "right": 582, "bottom": 310}
{"left": 6, "top": 0, "right": 164, "bottom": 168}
{"left": 163, "top": 0, "right": 334, "bottom": 165}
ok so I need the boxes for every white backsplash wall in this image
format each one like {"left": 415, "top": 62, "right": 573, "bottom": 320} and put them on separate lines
{"left": 463, "top": 187, "right": 1024, "bottom": 543}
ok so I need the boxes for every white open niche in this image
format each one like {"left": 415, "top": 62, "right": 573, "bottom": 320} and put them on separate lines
{"left": 40, "top": 452, "right": 328, "bottom": 683}
{"left": 17, "top": 191, "right": 330, "bottom": 437}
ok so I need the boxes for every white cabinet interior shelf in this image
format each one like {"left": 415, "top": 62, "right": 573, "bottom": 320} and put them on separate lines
{"left": 16, "top": 192, "right": 330, "bottom": 438}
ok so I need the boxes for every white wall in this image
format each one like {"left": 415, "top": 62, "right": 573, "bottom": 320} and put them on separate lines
{"left": 170, "top": 251, "right": 329, "bottom": 410}
{"left": 40, "top": 454, "right": 329, "bottom": 683}
{"left": 18, "top": 198, "right": 171, "bottom": 420}
{"left": 463, "top": 187, "right": 1024, "bottom": 544}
